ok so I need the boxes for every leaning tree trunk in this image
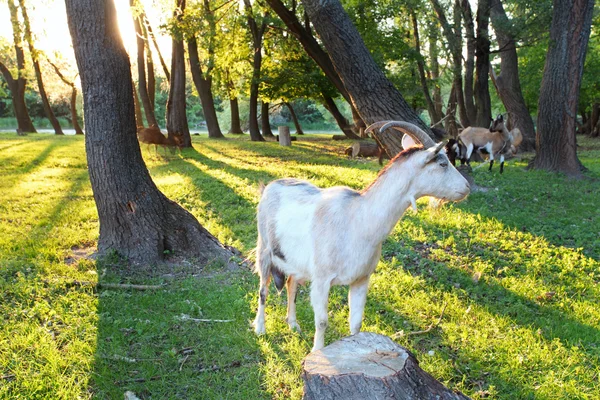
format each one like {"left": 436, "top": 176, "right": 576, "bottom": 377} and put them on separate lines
{"left": 533, "top": 0, "right": 594, "bottom": 176}
{"left": 303, "top": 333, "right": 470, "bottom": 400}
{"left": 131, "top": 0, "right": 158, "bottom": 128}
{"left": 322, "top": 94, "right": 361, "bottom": 139}
{"left": 46, "top": 59, "right": 85, "bottom": 134}
{"left": 303, "top": 0, "right": 436, "bottom": 157}
{"left": 65, "top": 0, "right": 236, "bottom": 265}
{"left": 188, "top": 37, "right": 224, "bottom": 138}
{"left": 474, "top": 0, "right": 492, "bottom": 128}
{"left": 284, "top": 101, "right": 304, "bottom": 134}
{"left": 261, "top": 101, "right": 274, "bottom": 137}
{"left": 166, "top": 0, "right": 192, "bottom": 148}
{"left": 19, "top": 0, "right": 63, "bottom": 135}
{"left": 489, "top": 0, "right": 536, "bottom": 151}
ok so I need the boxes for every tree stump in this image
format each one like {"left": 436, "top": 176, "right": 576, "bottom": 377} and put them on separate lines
{"left": 278, "top": 126, "right": 292, "bottom": 146}
{"left": 302, "top": 332, "right": 470, "bottom": 400}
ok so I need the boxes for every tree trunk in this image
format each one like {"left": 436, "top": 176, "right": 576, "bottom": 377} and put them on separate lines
{"left": 411, "top": 12, "right": 442, "bottom": 125}
{"left": 244, "top": 0, "right": 266, "bottom": 142}
{"left": 131, "top": 0, "right": 158, "bottom": 128}
{"left": 533, "top": 0, "right": 594, "bottom": 176}
{"left": 18, "top": 0, "right": 63, "bottom": 135}
{"left": 261, "top": 101, "right": 274, "bottom": 137}
{"left": 303, "top": 332, "right": 469, "bottom": 400}
{"left": 460, "top": 0, "right": 477, "bottom": 124}
{"left": 284, "top": 101, "right": 304, "bottom": 134}
{"left": 70, "top": 86, "right": 84, "bottom": 135}
{"left": 188, "top": 37, "right": 224, "bottom": 139}
{"left": 166, "top": 0, "right": 192, "bottom": 148}
{"left": 229, "top": 96, "right": 243, "bottom": 134}
{"left": 132, "top": 84, "right": 144, "bottom": 129}
{"left": 145, "top": 14, "right": 170, "bottom": 82}
{"left": 589, "top": 102, "right": 600, "bottom": 136}
{"left": 429, "top": 33, "right": 444, "bottom": 120}
{"left": 65, "top": 0, "right": 236, "bottom": 265}
{"left": 278, "top": 125, "right": 291, "bottom": 146}
{"left": 474, "top": 0, "right": 492, "bottom": 128}
{"left": 303, "top": 0, "right": 435, "bottom": 157}
{"left": 445, "top": 83, "right": 460, "bottom": 138}
{"left": 265, "top": 0, "right": 366, "bottom": 130}
{"left": 489, "top": 0, "right": 538, "bottom": 151}
{"left": 321, "top": 95, "right": 361, "bottom": 139}
{"left": 430, "top": 0, "right": 470, "bottom": 128}
{"left": 3, "top": 1, "right": 36, "bottom": 133}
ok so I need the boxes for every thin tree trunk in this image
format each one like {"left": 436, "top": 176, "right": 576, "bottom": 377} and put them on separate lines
{"left": 321, "top": 94, "right": 361, "bottom": 139}
{"left": 533, "top": 0, "right": 594, "bottom": 176}
{"left": 431, "top": 0, "right": 470, "bottom": 128}
{"left": 261, "top": 101, "right": 274, "bottom": 137}
{"left": 489, "top": 0, "right": 536, "bottom": 151}
{"left": 132, "top": 84, "right": 144, "bottom": 129}
{"left": 188, "top": 37, "right": 224, "bottom": 138}
{"left": 3, "top": 0, "right": 35, "bottom": 133}
{"left": 284, "top": 101, "right": 304, "bottom": 134}
{"left": 460, "top": 0, "right": 477, "bottom": 124}
{"left": 429, "top": 32, "right": 444, "bottom": 120}
{"left": 46, "top": 59, "right": 84, "bottom": 134}
{"left": 244, "top": 0, "right": 266, "bottom": 142}
{"left": 131, "top": 0, "right": 158, "bottom": 128}
{"left": 303, "top": 0, "right": 435, "bottom": 156}
{"left": 166, "top": 0, "right": 192, "bottom": 147}
{"left": 144, "top": 14, "right": 170, "bottom": 82}
{"left": 65, "top": 0, "right": 236, "bottom": 265}
{"left": 411, "top": 12, "right": 442, "bottom": 125}
{"left": 589, "top": 102, "right": 599, "bottom": 136}
{"left": 19, "top": 0, "right": 63, "bottom": 134}
{"left": 445, "top": 82, "right": 459, "bottom": 138}
{"left": 474, "top": 0, "right": 492, "bottom": 128}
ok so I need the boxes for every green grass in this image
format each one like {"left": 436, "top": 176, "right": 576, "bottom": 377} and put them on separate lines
{"left": 0, "top": 132, "right": 598, "bottom": 399}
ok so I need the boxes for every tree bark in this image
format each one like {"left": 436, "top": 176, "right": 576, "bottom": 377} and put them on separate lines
{"left": 489, "top": 0, "right": 536, "bottom": 151}
{"left": 2, "top": 1, "right": 35, "bottom": 133}
{"left": 188, "top": 37, "right": 224, "bottom": 139}
{"left": 460, "top": 0, "right": 477, "bottom": 124}
{"left": 18, "top": 0, "right": 63, "bottom": 135}
{"left": 284, "top": 101, "right": 304, "bottom": 134}
{"left": 132, "top": 84, "right": 144, "bottom": 129}
{"left": 65, "top": 0, "right": 236, "bottom": 265}
{"left": 303, "top": 333, "right": 469, "bottom": 400}
{"left": 321, "top": 94, "right": 361, "bottom": 139}
{"left": 302, "top": 0, "right": 435, "bottom": 157}
{"left": 229, "top": 97, "right": 243, "bottom": 134}
{"left": 474, "top": 0, "right": 492, "bottom": 128}
{"left": 533, "top": 0, "right": 594, "bottom": 176}
{"left": 166, "top": 0, "right": 192, "bottom": 147}
{"left": 278, "top": 125, "right": 291, "bottom": 145}
{"left": 261, "top": 101, "right": 274, "bottom": 137}
{"left": 411, "top": 12, "right": 442, "bottom": 125}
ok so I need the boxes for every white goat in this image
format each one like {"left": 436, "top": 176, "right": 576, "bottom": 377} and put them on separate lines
{"left": 253, "top": 121, "right": 470, "bottom": 351}
{"left": 458, "top": 114, "right": 513, "bottom": 173}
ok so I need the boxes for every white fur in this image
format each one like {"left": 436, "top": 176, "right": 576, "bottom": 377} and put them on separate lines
{"left": 253, "top": 146, "right": 470, "bottom": 351}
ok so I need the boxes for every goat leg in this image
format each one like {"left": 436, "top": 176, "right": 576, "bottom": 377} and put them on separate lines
{"left": 349, "top": 277, "right": 370, "bottom": 335}
{"left": 489, "top": 159, "right": 494, "bottom": 171}
{"left": 286, "top": 276, "right": 302, "bottom": 332}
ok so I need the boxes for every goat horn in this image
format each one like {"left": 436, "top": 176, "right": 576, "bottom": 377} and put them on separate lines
{"left": 364, "top": 120, "right": 392, "bottom": 135}
{"left": 378, "top": 121, "right": 436, "bottom": 149}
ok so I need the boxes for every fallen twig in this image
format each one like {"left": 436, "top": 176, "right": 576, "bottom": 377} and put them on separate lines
{"left": 176, "top": 314, "right": 233, "bottom": 323}
{"left": 98, "top": 283, "right": 165, "bottom": 290}
{"left": 100, "top": 354, "right": 161, "bottom": 363}
{"left": 179, "top": 354, "right": 190, "bottom": 372}
{"left": 115, "top": 375, "right": 162, "bottom": 385}
{"left": 393, "top": 303, "right": 448, "bottom": 339}
{"left": 1, "top": 373, "right": 16, "bottom": 381}
{"left": 198, "top": 360, "right": 241, "bottom": 373}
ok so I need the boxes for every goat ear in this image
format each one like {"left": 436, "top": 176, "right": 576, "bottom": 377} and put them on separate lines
{"left": 425, "top": 141, "right": 446, "bottom": 163}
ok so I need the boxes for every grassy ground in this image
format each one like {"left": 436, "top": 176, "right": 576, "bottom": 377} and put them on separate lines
{"left": 0, "top": 132, "right": 598, "bottom": 399}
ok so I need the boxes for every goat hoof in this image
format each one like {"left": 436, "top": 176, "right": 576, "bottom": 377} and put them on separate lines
{"left": 253, "top": 320, "right": 266, "bottom": 335}
{"left": 288, "top": 321, "right": 302, "bottom": 333}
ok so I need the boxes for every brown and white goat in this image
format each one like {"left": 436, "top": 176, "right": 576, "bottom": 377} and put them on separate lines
{"left": 458, "top": 114, "right": 513, "bottom": 173}
{"left": 253, "top": 121, "right": 470, "bottom": 351}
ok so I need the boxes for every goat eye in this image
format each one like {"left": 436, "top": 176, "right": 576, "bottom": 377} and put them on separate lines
{"left": 440, "top": 162, "right": 448, "bottom": 168}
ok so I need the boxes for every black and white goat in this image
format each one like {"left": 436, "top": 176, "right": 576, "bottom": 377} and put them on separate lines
{"left": 253, "top": 121, "right": 470, "bottom": 351}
